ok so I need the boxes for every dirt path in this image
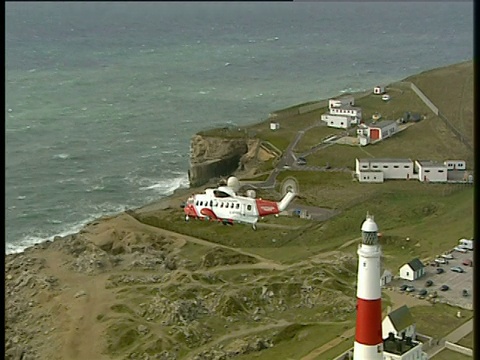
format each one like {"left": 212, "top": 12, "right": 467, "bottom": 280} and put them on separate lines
{"left": 38, "top": 251, "right": 114, "bottom": 360}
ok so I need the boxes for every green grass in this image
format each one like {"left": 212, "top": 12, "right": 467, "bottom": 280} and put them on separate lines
{"left": 125, "top": 61, "right": 474, "bottom": 359}
{"left": 410, "top": 304, "right": 473, "bottom": 339}
{"left": 456, "top": 331, "right": 474, "bottom": 349}
{"left": 137, "top": 171, "right": 473, "bottom": 271}
{"left": 355, "top": 81, "right": 429, "bottom": 121}
{"left": 431, "top": 348, "right": 472, "bottom": 360}
{"left": 407, "top": 60, "right": 473, "bottom": 146}
{"left": 234, "top": 323, "right": 354, "bottom": 360}
{"left": 294, "top": 125, "right": 343, "bottom": 154}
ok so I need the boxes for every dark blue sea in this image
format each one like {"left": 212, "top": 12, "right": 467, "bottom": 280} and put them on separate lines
{"left": 5, "top": 2, "right": 473, "bottom": 254}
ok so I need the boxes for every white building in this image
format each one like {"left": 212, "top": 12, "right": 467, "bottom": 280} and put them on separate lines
{"left": 380, "top": 269, "right": 393, "bottom": 286}
{"left": 399, "top": 258, "right": 425, "bottom": 281}
{"left": 373, "top": 85, "right": 386, "bottom": 95}
{"left": 329, "top": 95, "right": 355, "bottom": 109}
{"left": 358, "top": 135, "right": 369, "bottom": 146}
{"left": 444, "top": 160, "right": 466, "bottom": 170}
{"left": 415, "top": 160, "right": 448, "bottom": 183}
{"left": 382, "top": 306, "right": 416, "bottom": 340}
{"left": 269, "top": 122, "right": 280, "bottom": 130}
{"left": 367, "top": 120, "right": 398, "bottom": 142}
{"left": 356, "top": 158, "right": 414, "bottom": 181}
{"left": 383, "top": 334, "right": 428, "bottom": 360}
{"left": 330, "top": 106, "right": 362, "bottom": 124}
{"left": 321, "top": 113, "right": 352, "bottom": 129}
{"left": 357, "top": 170, "right": 384, "bottom": 183}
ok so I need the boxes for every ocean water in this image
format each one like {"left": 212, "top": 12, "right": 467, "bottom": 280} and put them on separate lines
{"left": 5, "top": 2, "right": 473, "bottom": 254}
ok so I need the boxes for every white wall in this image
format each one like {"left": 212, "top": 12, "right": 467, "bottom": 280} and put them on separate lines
{"left": 399, "top": 264, "right": 415, "bottom": 281}
{"left": 417, "top": 165, "right": 448, "bottom": 182}
{"left": 356, "top": 160, "right": 413, "bottom": 180}
{"left": 382, "top": 318, "right": 416, "bottom": 340}
{"left": 322, "top": 114, "right": 351, "bottom": 129}
{"left": 329, "top": 96, "right": 354, "bottom": 108}
{"left": 444, "top": 160, "right": 466, "bottom": 170}
{"left": 358, "top": 171, "right": 384, "bottom": 183}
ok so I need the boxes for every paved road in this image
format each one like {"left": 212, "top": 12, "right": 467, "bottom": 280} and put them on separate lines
{"left": 245, "top": 121, "right": 351, "bottom": 191}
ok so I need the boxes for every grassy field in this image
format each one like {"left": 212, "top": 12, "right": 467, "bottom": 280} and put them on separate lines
{"left": 406, "top": 60, "right": 473, "bottom": 146}
{"left": 409, "top": 304, "right": 473, "bottom": 339}
{"left": 431, "top": 349, "right": 472, "bottom": 360}
{"left": 305, "top": 109, "right": 473, "bottom": 169}
{"left": 456, "top": 331, "right": 474, "bottom": 349}
{"left": 293, "top": 124, "right": 343, "bottom": 154}
{"left": 131, "top": 61, "right": 474, "bottom": 359}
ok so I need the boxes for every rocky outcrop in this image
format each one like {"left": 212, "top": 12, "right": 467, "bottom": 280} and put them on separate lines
{"left": 188, "top": 135, "right": 274, "bottom": 187}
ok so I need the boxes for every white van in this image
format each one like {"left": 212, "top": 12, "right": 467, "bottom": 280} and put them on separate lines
{"left": 458, "top": 238, "right": 474, "bottom": 251}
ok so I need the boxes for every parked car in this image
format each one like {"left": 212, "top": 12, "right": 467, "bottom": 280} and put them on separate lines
{"left": 425, "top": 279, "right": 433, "bottom": 287}
{"left": 435, "top": 258, "right": 448, "bottom": 264}
{"left": 451, "top": 266, "right": 465, "bottom": 273}
{"left": 436, "top": 268, "right": 445, "bottom": 274}
{"left": 462, "top": 289, "right": 469, "bottom": 297}
{"left": 382, "top": 94, "right": 391, "bottom": 101}
{"left": 418, "top": 289, "right": 427, "bottom": 296}
{"left": 405, "top": 285, "right": 415, "bottom": 293}
{"left": 440, "top": 285, "right": 449, "bottom": 291}
{"left": 441, "top": 253, "right": 454, "bottom": 260}
{"left": 296, "top": 157, "right": 307, "bottom": 166}
{"left": 454, "top": 246, "right": 468, "bottom": 253}
{"left": 399, "top": 284, "right": 408, "bottom": 291}
{"left": 462, "top": 259, "right": 473, "bottom": 267}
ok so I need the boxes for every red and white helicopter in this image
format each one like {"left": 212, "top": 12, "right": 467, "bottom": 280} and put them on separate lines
{"left": 183, "top": 176, "right": 296, "bottom": 230}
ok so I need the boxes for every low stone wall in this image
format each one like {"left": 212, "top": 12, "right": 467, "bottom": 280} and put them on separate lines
{"left": 445, "top": 341, "right": 473, "bottom": 356}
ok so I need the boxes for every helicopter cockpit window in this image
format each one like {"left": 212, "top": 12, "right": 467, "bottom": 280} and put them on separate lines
{"left": 214, "top": 190, "right": 231, "bottom": 198}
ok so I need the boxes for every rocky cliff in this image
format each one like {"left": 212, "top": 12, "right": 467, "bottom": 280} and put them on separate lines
{"left": 188, "top": 134, "right": 275, "bottom": 187}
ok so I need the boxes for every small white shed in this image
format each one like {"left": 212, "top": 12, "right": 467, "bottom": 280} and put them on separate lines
{"left": 399, "top": 258, "right": 425, "bottom": 281}
{"left": 270, "top": 122, "right": 280, "bottom": 131}
{"left": 373, "top": 85, "right": 386, "bottom": 95}
{"left": 380, "top": 269, "right": 393, "bottom": 286}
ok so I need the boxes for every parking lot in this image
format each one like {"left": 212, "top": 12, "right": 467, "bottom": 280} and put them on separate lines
{"left": 388, "top": 247, "right": 473, "bottom": 310}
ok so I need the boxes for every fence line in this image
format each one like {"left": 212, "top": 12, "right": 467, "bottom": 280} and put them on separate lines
{"left": 445, "top": 341, "right": 474, "bottom": 356}
{"left": 408, "top": 82, "right": 472, "bottom": 151}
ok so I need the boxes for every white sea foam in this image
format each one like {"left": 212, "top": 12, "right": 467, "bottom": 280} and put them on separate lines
{"left": 6, "top": 204, "right": 131, "bottom": 255}
{"left": 138, "top": 174, "right": 189, "bottom": 195}
{"left": 52, "top": 153, "right": 70, "bottom": 160}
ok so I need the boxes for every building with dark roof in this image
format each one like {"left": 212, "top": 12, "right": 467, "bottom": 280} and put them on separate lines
{"left": 382, "top": 305, "right": 416, "bottom": 340}
{"left": 399, "top": 258, "right": 425, "bottom": 281}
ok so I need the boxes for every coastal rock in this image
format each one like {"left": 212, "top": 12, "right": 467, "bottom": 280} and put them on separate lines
{"left": 188, "top": 135, "right": 274, "bottom": 187}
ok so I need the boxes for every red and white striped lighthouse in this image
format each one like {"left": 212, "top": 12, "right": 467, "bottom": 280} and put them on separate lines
{"left": 353, "top": 213, "right": 383, "bottom": 359}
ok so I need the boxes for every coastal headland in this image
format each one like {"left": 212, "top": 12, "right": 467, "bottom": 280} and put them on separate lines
{"left": 5, "top": 60, "right": 474, "bottom": 360}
